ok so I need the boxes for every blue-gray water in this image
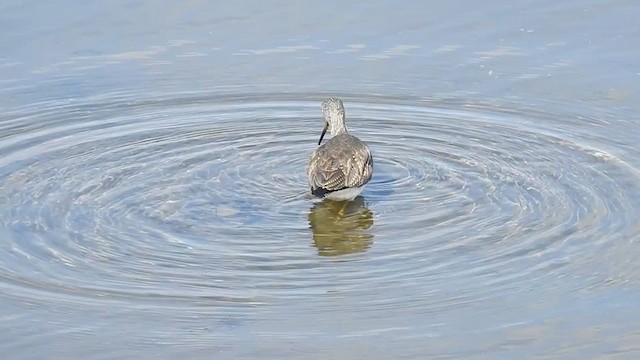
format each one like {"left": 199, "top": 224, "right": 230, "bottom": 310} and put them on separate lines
{"left": 2, "top": 1, "right": 640, "bottom": 359}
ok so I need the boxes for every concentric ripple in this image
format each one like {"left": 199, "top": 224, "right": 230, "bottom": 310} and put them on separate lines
{"left": 357, "top": 102, "right": 640, "bottom": 297}
{"left": 0, "top": 93, "right": 639, "bottom": 311}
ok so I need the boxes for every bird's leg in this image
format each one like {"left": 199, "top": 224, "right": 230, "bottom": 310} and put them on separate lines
{"left": 337, "top": 200, "right": 349, "bottom": 217}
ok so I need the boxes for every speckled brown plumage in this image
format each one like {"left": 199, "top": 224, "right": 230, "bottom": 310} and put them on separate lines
{"left": 307, "top": 98, "right": 373, "bottom": 200}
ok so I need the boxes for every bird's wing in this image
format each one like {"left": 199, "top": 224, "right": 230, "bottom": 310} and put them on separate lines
{"left": 307, "top": 142, "right": 373, "bottom": 192}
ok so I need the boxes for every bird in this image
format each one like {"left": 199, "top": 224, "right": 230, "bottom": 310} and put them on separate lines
{"left": 307, "top": 98, "right": 373, "bottom": 201}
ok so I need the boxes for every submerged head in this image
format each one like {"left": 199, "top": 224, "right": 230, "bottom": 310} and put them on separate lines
{"left": 318, "top": 98, "right": 347, "bottom": 145}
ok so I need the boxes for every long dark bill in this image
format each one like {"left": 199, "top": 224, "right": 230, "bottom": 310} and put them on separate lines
{"left": 318, "top": 122, "right": 329, "bottom": 145}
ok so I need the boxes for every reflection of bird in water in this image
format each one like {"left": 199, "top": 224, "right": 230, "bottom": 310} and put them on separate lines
{"left": 307, "top": 98, "right": 373, "bottom": 205}
{"left": 308, "top": 196, "right": 374, "bottom": 256}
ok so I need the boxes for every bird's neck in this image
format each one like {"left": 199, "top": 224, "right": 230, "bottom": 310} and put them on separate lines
{"left": 331, "top": 123, "right": 348, "bottom": 136}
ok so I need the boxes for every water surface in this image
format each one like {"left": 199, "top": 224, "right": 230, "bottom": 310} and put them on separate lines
{"left": 1, "top": 0, "right": 640, "bottom": 359}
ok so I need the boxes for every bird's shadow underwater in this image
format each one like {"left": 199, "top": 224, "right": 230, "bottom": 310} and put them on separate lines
{"left": 307, "top": 196, "right": 374, "bottom": 256}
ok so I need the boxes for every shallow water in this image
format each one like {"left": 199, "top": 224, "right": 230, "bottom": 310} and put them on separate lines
{"left": 2, "top": 1, "right": 640, "bottom": 359}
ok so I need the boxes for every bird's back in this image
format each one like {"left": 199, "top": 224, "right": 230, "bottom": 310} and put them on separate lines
{"left": 307, "top": 134, "right": 373, "bottom": 197}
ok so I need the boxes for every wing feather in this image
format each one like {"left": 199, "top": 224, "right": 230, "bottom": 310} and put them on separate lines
{"left": 307, "top": 135, "right": 373, "bottom": 195}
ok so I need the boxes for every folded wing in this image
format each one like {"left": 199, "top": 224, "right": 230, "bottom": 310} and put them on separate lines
{"left": 308, "top": 137, "right": 373, "bottom": 195}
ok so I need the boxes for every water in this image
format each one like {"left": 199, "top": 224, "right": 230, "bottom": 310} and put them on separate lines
{"left": 2, "top": 0, "right": 640, "bottom": 358}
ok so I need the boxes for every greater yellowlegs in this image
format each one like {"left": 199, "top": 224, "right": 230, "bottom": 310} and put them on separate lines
{"left": 307, "top": 98, "right": 373, "bottom": 201}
